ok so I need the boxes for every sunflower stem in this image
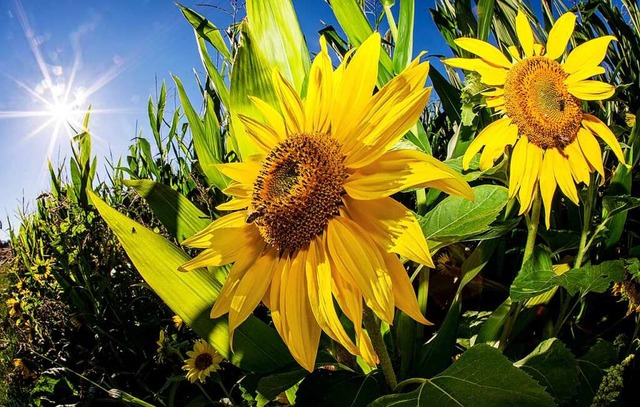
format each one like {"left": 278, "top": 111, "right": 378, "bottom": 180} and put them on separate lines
{"left": 363, "top": 306, "right": 398, "bottom": 391}
{"left": 499, "top": 193, "right": 541, "bottom": 351}
{"left": 575, "top": 176, "right": 596, "bottom": 269}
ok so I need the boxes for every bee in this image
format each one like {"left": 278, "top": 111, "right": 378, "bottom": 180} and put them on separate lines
{"left": 246, "top": 205, "right": 266, "bottom": 224}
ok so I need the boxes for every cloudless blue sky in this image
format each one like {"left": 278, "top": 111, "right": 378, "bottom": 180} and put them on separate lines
{"left": 0, "top": 0, "right": 448, "bottom": 240}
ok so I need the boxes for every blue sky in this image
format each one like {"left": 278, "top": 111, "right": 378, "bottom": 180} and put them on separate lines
{"left": 0, "top": 0, "right": 447, "bottom": 240}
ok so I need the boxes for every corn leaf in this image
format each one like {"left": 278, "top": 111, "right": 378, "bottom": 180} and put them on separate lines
{"left": 123, "top": 179, "right": 210, "bottom": 243}
{"left": 246, "top": 0, "right": 310, "bottom": 93}
{"left": 89, "top": 190, "right": 294, "bottom": 373}
{"left": 393, "top": 0, "right": 415, "bottom": 73}
{"left": 329, "top": 0, "right": 394, "bottom": 84}
{"left": 177, "top": 3, "right": 231, "bottom": 61}
{"left": 196, "top": 35, "right": 230, "bottom": 109}
{"left": 229, "top": 23, "right": 280, "bottom": 159}
{"left": 172, "top": 74, "right": 228, "bottom": 190}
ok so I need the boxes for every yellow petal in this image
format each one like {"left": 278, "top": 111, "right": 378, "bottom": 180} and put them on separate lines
{"left": 237, "top": 114, "right": 282, "bottom": 154}
{"left": 269, "top": 256, "right": 288, "bottom": 350}
{"left": 330, "top": 256, "right": 363, "bottom": 330}
{"left": 518, "top": 142, "right": 543, "bottom": 214}
{"left": 485, "top": 97, "right": 505, "bottom": 108}
{"left": 331, "top": 33, "right": 380, "bottom": 138}
{"left": 214, "top": 162, "right": 261, "bottom": 185}
{"left": 272, "top": 70, "right": 305, "bottom": 134}
{"left": 567, "top": 80, "right": 615, "bottom": 101}
{"left": 533, "top": 43, "right": 544, "bottom": 56}
{"left": 210, "top": 241, "right": 264, "bottom": 318}
{"left": 382, "top": 250, "right": 431, "bottom": 325}
{"left": 182, "top": 211, "right": 249, "bottom": 248}
{"left": 357, "top": 329, "right": 379, "bottom": 367}
{"left": 564, "top": 140, "right": 591, "bottom": 185}
{"left": 463, "top": 117, "right": 512, "bottom": 169}
{"left": 446, "top": 56, "right": 508, "bottom": 85}
{"left": 228, "top": 249, "right": 279, "bottom": 341}
{"left": 507, "top": 45, "right": 522, "bottom": 62}
{"left": 582, "top": 114, "right": 625, "bottom": 163}
{"left": 454, "top": 38, "right": 512, "bottom": 68}
{"left": 278, "top": 249, "right": 321, "bottom": 372}
{"left": 248, "top": 96, "right": 288, "bottom": 139}
{"left": 549, "top": 148, "right": 579, "bottom": 204}
{"left": 343, "top": 196, "right": 434, "bottom": 267}
{"left": 564, "top": 66, "right": 605, "bottom": 86}
{"left": 577, "top": 127, "right": 605, "bottom": 176}
{"left": 545, "top": 12, "right": 576, "bottom": 60}
{"left": 516, "top": 10, "right": 535, "bottom": 58}
{"left": 216, "top": 198, "right": 251, "bottom": 211}
{"left": 509, "top": 136, "right": 528, "bottom": 199}
{"left": 343, "top": 85, "right": 431, "bottom": 168}
{"left": 326, "top": 216, "right": 395, "bottom": 323}
{"left": 538, "top": 151, "right": 556, "bottom": 229}
{"left": 304, "top": 36, "right": 333, "bottom": 134}
{"left": 563, "top": 36, "right": 616, "bottom": 74}
{"left": 479, "top": 121, "right": 518, "bottom": 170}
{"left": 305, "top": 237, "right": 358, "bottom": 355}
{"left": 344, "top": 149, "right": 473, "bottom": 201}
{"left": 222, "top": 182, "right": 253, "bottom": 199}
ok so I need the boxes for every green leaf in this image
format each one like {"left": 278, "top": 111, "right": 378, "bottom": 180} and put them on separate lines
{"left": 296, "top": 371, "right": 385, "bottom": 407}
{"left": 602, "top": 195, "right": 640, "bottom": 219}
{"left": 393, "top": 0, "right": 415, "bottom": 73}
{"left": 476, "top": 0, "right": 495, "bottom": 41}
{"left": 229, "top": 23, "right": 280, "bottom": 159}
{"left": 475, "top": 297, "right": 511, "bottom": 345}
{"left": 420, "top": 185, "right": 508, "bottom": 242}
{"left": 373, "top": 345, "right": 556, "bottom": 406}
{"left": 178, "top": 4, "right": 231, "bottom": 60}
{"left": 255, "top": 369, "right": 307, "bottom": 401}
{"left": 556, "top": 260, "right": 625, "bottom": 297}
{"left": 123, "top": 180, "right": 210, "bottom": 243}
{"left": 172, "top": 74, "right": 228, "bottom": 190}
{"left": 576, "top": 340, "right": 618, "bottom": 406}
{"left": 196, "top": 35, "right": 230, "bottom": 109}
{"left": 514, "top": 338, "right": 579, "bottom": 402}
{"left": 329, "top": 0, "right": 394, "bottom": 84}
{"left": 246, "top": 0, "right": 310, "bottom": 93}
{"left": 510, "top": 248, "right": 557, "bottom": 302}
{"left": 89, "top": 191, "right": 294, "bottom": 373}
{"left": 428, "top": 67, "right": 462, "bottom": 124}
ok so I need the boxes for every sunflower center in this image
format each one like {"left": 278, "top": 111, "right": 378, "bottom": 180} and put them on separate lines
{"left": 503, "top": 56, "right": 582, "bottom": 149}
{"left": 250, "top": 133, "right": 347, "bottom": 252}
{"left": 194, "top": 353, "right": 213, "bottom": 370}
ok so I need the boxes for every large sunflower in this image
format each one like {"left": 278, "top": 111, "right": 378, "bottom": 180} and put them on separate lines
{"left": 445, "top": 10, "right": 625, "bottom": 227}
{"left": 180, "top": 33, "right": 473, "bottom": 371}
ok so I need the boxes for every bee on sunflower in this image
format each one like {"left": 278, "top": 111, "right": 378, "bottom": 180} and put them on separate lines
{"left": 445, "top": 10, "right": 625, "bottom": 227}
{"left": 179, "top": 33, "right": 473, "bottom": 371}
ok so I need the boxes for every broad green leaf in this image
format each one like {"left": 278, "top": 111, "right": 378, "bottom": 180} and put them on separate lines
{"left": 393, "top": 0, "right": 415, "bottom": 73}
{"left": 514, "top": 338, "right": 579, "bottom": 402}
{"left": 229, "top": 23, "right": 279, "bottom": 159}
{"left": 420, "top": 185, "right": 508, "bottom": 241}
{"left": 602, "top": 195, "right": 640, "bottom": 219}
{"left": 475, "top": 297, "right": 511, "bottom": 345}
{"left": 329, "top": 0, "right": 394, "bottom": 84}
{"left": 296, "top": 371, "right": 384, "bottom": 407}
{"left": 123, "top": 180, "right": 210, "bottom": 243}
{"left": 177, "top": 3, "right": 232, "bottom": 60}
{"left": 89, "top": 191, "right": 294, "bottom": 373}
{"left": 556, "top": 260, "right": 625, "bottom": 297}
{"left": 576, "top": 340, "right": 618, "bottom": 406}
{"left": 172, "top": 74, "right": 228, "bottom": 190}
{"left": 255, "top": 369, "right": 307, "bottom": 402}
{"left": 510, "top": 248, "right": 557, "bottom": 302}
{"left": 373, "top": 345, "right": 556, "bottom": 406}
{"left": 246, "top": 0, "right": 310, "bottom": 93}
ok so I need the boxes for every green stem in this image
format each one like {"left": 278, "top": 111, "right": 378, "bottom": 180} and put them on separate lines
{"left": 523, "top": 193, "right": 542, "bottom": 262}
{"left": 574, "top": 178, "right": 595, "bottom": 269}
{"left": 500, "top": 193, "right": 541, "bottom": 351}
{"left": 363, "top": 306, "right": 398, "bottom": 391}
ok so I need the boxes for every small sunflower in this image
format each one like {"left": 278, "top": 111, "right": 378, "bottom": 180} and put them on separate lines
{"left": 445, "top": 10, "right": 625, "bottom": 227}
{"left": 180, "top": 33, "right": 473, "bottom": 371}
{"left": 183, "top": 340, "right": 224, "bottom": 383}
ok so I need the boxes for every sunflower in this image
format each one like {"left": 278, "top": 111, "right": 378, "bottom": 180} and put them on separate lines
{"left": 445, "top": 10, "right": 625, "bottom": 227}
{"left": 180, "top": 33, "right": 473, "bottom": 371}
{"left": 183, "top": 340, "right": 224, "bottom": 383}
